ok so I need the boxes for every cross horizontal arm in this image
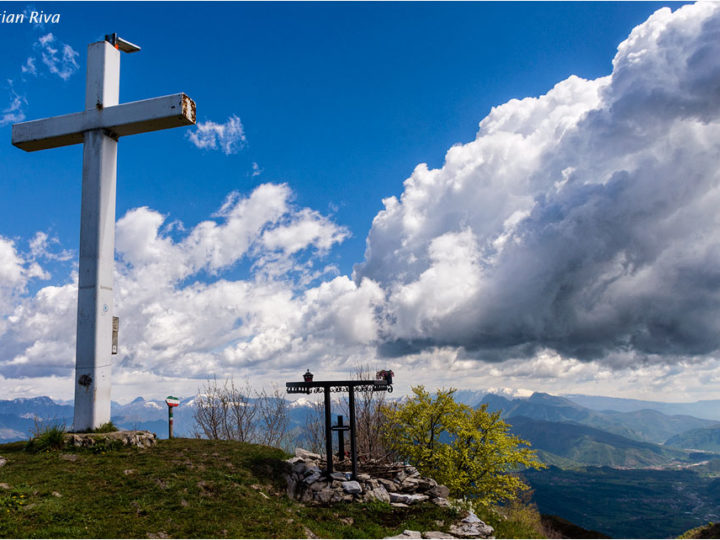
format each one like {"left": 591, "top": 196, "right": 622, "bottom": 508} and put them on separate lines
{"left": 12, "top": 93, "right": 196, "bottom": 152}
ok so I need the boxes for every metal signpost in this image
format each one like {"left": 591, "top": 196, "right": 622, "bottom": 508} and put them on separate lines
{"left": 286, "top": 371, "right": 394, "bottom": 479}
{"left": 11, "top": 33, "right": 196, "bottom": 432}
{"left": 165, "top": 396, "right": 180, "bottom": 439}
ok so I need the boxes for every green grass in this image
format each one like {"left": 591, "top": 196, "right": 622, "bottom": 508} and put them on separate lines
{"left": 24, "top": 424, "right": 66, "bottom": 453}
{"left": 90, "top": 421, "right": 119, "bottom": 433}
{"left": 0, "top": 437, "right": 466, "bottom": 538}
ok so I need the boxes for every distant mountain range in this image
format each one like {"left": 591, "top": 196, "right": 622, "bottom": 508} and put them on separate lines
{"left": 666, "top": 427, "right": 720, "bottom": 453}
{"left": 3, "top": 390, "right": 720, "bottom": 468}
{"left": 473, "top": 391, "right": 720, "bottom": 468}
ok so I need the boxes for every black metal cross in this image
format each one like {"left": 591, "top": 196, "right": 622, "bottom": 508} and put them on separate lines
{"left": 286, "top": 372, "right": 393, "bottom": 479}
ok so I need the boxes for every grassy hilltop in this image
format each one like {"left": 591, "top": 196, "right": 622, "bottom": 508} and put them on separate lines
{"left": 0, "top": 437, "right": 509, "bottom": 539}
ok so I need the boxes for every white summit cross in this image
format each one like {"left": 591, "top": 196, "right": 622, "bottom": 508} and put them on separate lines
{"left": 11, "top": 34, "right": 196, "bottom": 431}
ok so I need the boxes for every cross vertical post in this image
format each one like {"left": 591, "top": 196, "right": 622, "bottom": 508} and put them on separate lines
{"left": 348, "top": 387, "right": 358, "bottom": 479}
{"left": 74, "top": 40, "right": 120, "bottom": 430}
{"left": 11, "top": 35, "right": 196, "bottom": 433}
{"left": 324, "top": 386, "right": 333, "bottom": 475}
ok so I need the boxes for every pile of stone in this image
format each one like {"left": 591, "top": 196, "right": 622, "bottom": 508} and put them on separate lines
{"left": 285, "top": 448, "right": 451, "bottom": 507}
{"left": 64, "top": 430, "right": 157, "bottom": 449}
{"left": 386, "top": 510, "right": 495, "bottom": 539}
{"left": 285, "top": 448, "right": 494, "bottom": 539}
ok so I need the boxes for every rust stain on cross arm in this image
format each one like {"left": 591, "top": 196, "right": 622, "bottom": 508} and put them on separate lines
{"left": 182, "top": 94, "right": 196, "bottom": 125}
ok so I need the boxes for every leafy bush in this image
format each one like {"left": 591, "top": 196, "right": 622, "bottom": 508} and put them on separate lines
{"left": 382, "top": 386, "right": 545, "bottom": 507}
{"left": 25, "top": 423, "right": 66, "bottom": 453}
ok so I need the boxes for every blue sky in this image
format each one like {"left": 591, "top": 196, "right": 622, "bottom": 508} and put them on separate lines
{"left": 5, "top": 1, "right": 720, "bottom": 404}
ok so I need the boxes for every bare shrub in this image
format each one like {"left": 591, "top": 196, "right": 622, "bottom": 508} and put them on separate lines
{"left": 341, "top": 364, "right": 393, "bottom": 463}
{"left": 193, "top": 378, "right": 289, "bottom": 450}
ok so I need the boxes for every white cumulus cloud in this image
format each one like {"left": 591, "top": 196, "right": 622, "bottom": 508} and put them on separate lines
{"left": 356, "top": 3, "right": 720, "bottom": 369}
{"left": 187, "top": 115, "right": 247, "bottom": 155}
{"left": 34, "top": 33, "right": 79, "bottom": 81}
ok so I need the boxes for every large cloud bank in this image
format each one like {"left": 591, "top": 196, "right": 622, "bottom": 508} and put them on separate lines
{"left": 356, "top": 3, "right": 720, "bottom": 367}
{"left": 2, "top": 3, "right": 720, "bottom": 398}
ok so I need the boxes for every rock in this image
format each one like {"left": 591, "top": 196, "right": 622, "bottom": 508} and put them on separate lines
{"left": 292, "top": 462, "right": 308, "bottom": 475}
{"left": 448, "top": 514, "right": 494, "bottom": 539}
{"left": 431, "top": 497, "right": 451, "bottom": 508}
{"left": 428, "top": 485, "right": 450, "bottom": 498}
{"left": 342, "top": 480, "right": 362, "bottom": 494}
{"left": 0, "top": 457, "right": 6, "bottom": 467}
{"left": 303, "top": 525, "right": 319, "bottom": 538}
{"left": 330, "top": 472, "right": 347, "bottom": 481}
{"left": 418, "top": 478, "right": 437, "bottom": 491}
{"left": 342, "top": 494, "right": 354, "bottom": 502}
{"left": 60, "top": 453, "right": 78, "bottom": 461}
{"left": 390, "top": 502, "right": 409, "bottom": 508}
{"left": 385, "top": 530, "right": 422, "bottom": 539}
{"left": 395, "top": 470, "right": 408, "bottom": 483}
{"left": 422, "top": 532, "right": 456, "bottom": 539}
{"left": 304, "top": 472, "right": 322, "bottom": 485}
{"left": 295, "top": 448, "right": 321, "bottom": 461}
{"left": 339, "top": 517, "right": 354, "bottom": 526}
{"left": 463, "top": 512, "right": 482, "bottom": 523}
{"left": 123, "top": 469, "right": 136, "bottom": 475}
{"left": 51, "top": 491, "right": 62, "bottom": 498}
{"left": 400, "top": 477, "right": 420, "bottom": 492}
{"left": 378, "top": 478, "right": 398, "bottom": 492}
{"left": 316, "top": 488, "right": 335, "bottom": 504}
{"left": 63, "top": 430, "right": 156, "bottom": 449}
{"left": 287, "top": 456, "right": 304, "bottom": 465}
{"left": 286, "top": 477, "right": 298, "bottom": 498}
{"left": 390, "top": 492, "right": 429, "bottom": 505}
{"left": 369, "top": 485, "right": 391, "bottom": 503}
{"left": 304, "top": 466, "right": 321, "bottom": 477}
{"left": 356, "top": 473, "right": 371, "bottom": 481}
{"left": 0, "top": 483, "right": 9, "bottom": 490}
{"left": 405, "top": 466, "right": 419, "bottom": 477}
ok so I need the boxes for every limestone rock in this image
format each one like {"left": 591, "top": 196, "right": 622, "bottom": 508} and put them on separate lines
{"left": 369, "top": 485, "right": 391, "bottom": 503}
{"left": 385, "top": 530, "right": 422, "bottom": 539}
{"left": 316, "top": 488, "right": 335, "bottom": 504}
{"left": 400, "top": 477, "right": 420, "bottom": 492}
{"left": 342, "top": 480, "right": 362, "bottom": 494}
{"left": 304, "top": 472, "right": 321, "bottom": 485}
{"left": 390, "top": 492, "right": 429, "bottom": 505}
{"left": 378, "top": 478, "right": 398, "bottom": 492}
{"left": 295, "top": 448, "right": 321, "bottom": 461}
{"left": 422, "top": 532, "right": 456, "bottom": 539}
{"left": 431, "top": 497, "right": 451, "bottom": 508}
{"left": 330, "top": 472, "right": 347, "bottom": 481}
{"left": 448, "top": 513, "right": 494, "bottom": 539}
{"left": 428, "top": 485, "right": 450, "bottom": 498}
{"left": 0, "top": 457, "right": 6, "bottom": 467}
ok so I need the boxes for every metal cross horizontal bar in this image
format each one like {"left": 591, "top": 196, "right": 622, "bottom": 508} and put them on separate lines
{"left": 286, "top": 380, "right": 392, "bottom": 394}
{"left": 12, "top": 93, "right": 196, "bottom": 152}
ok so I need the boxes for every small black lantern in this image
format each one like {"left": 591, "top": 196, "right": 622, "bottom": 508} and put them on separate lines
{"left": 303, "top": 369, "right": 314, "bottom": 382}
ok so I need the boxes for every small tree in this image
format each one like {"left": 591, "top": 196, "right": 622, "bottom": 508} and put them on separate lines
{"left": 382, "top": 385, "right": 545, "bottom": 506}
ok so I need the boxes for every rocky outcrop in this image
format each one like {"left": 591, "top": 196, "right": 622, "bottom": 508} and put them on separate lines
{"left": 64, "top": 430, "right": 157, "bottom": 449}
{"left": 284, "top": 448, "right": 494, "bottom": 539}
{"left": 285, "top": 448, "right": 451, "bottom": 507}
